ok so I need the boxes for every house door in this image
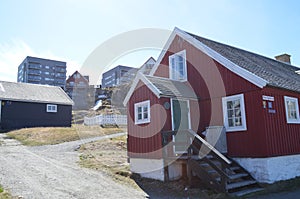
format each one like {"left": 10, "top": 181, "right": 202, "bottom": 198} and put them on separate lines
{"left": 171, "top": 99, "right": 191, "bottom": 153}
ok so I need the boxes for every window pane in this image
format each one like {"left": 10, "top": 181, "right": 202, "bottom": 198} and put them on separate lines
{"left": 138, "top": 107, "right": 142, "bottom": 114}
{"left": 143, "top": 106, "right": 148, "bottom": 112}
{"left": 228, "top": 118, "right": 234, "bottom": 127}
{"left": 143, "top": 105, "right": 148, "bottom": 119}
{"left": 227, "top": 101, "right": 233, "bottom": 109}
{"left": 235, "top": 117, "right": 242, "bottom": 126}
{"left": 138, "top": 113, "right": 142, "bottom": 120}
{"left": 233, "top": 100, "right": 240, "bottom": 109}
{"left": 287, "top": 101, "right": 297, "bottom": 119}
{"left": 290, "top": 110, "right": 297, "bottom": 119}
{"left": 178, "top": 55, "right": 183, "bottom": 62}
{"left": 227, "top": 110, "right": 234, "bottom": 117}
{"left": 234, "top": 109, "right": 241, "bottom": 117}
{"left": 170, "top": 52, "right": 186, "bottom": 80}
{"left": 144, "top": 112, "right": 148, "bottom": 119}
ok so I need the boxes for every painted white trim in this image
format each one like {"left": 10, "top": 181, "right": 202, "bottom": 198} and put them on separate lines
{"left": 169, "top": 50, "right": 187, "bottom": 81}
{"left": 134, "top": 100, "right": 150, "bottom": 125}
{"left": 123, "top": 72, "right": 161, "bottom": 106}
{"left": 222, "top": 93, "right": 247, "bottom": 132}
{"left": 284, "top": 96, "right": 300, "bottom": 124}
{"left": 234, "top": 154, "right": 300, "bottom": 183}
{"left": 171, "top": 98, "right": 191, "bottom": 154}
{"left": 150, "top": 27, "right": 268, "bottom": 88}
{"left": 149, "top": 31, "right": 178, "bottom": 76}
{"left": 46, "top": 104, "right": 57, "bottom": 113}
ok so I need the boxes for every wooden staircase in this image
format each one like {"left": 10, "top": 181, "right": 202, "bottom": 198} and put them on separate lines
{"left": 188, "top": 156, "right": 263, "bottom": 196}
{"left": 162, "top": 129, "right": 263, "bottom": 197}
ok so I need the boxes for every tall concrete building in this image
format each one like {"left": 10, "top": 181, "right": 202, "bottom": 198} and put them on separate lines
{"left": 17, "top": 56, "right": 67, "bottom": 89}
{"left": 101, "top": 65, "right": 138, "bottom": 88}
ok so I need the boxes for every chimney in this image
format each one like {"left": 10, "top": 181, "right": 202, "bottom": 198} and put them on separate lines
{"left": 275, "top": 53, "right": 291, "bottom": 64}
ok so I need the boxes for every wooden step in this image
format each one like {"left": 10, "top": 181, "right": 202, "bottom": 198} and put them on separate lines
{"left": 228, "top": 173, "right": 249, "bottom": 180}
{"left": 207, "top": 169, "right": 217, "bottom": 174}
{"left": 233, "top": 187, "right": 264, "bottom": 197}
{"left": 215, "top": 173, "right": 248, "bottom": 182}
{"left": 230, "top": 166, "right": 240, "bottom": 171}
{"left": 226, "top": 180, "right": 256, "bottom": 190}
{"left": 199, "top": 160, "right": 222, "bottom": 167}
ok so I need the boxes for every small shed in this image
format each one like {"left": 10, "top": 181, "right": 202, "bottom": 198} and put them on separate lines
{"left": 0, "top": 81, "right": 73, "bottom": 129}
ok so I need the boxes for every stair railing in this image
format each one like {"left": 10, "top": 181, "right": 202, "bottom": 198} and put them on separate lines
{"left": 187, "top": 129, "right": 231, "bottom": 164}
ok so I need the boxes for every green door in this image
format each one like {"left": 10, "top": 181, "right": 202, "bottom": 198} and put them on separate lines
{"left": 172, "top": 99, "right": 190, "bottom": 153}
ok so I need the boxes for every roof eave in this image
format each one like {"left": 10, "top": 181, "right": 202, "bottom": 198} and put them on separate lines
{"left": 150, "top": 27, "right": 268, "bottom": 89}
{"left": 123, "top": 72, "right": 162, "bottom": 106}
{"left": 0, "top": 97, "right": 73, "bottom": 106}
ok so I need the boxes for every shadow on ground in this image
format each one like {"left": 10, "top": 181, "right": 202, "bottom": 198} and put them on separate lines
{"left": 131, "top": 174, "right": 226, "bottom": 199}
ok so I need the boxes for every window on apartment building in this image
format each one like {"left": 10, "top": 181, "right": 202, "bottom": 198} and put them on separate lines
{"left": 134, "top": 100, "right": 150, "bottom": 124}
{"left": 222, "top": 94, "right": 247, "bottom": 132}
{"left": 169, "top": 50, "right": 187, "bottom": 81}
{"left": 284, "top": 96, "right": 300, "bottom": 124}
{"left": 46, "top": 104, "right": 57, "bottom": 113}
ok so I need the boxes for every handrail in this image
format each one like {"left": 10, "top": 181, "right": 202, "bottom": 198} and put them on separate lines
{"left": 187, "top": 129, "right": 232, "bottom": 165}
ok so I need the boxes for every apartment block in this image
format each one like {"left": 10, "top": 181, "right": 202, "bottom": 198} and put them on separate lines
{"left": 101, "top": 65, "right": 137, "bottom": 88}
{"left": 17, "top": 56, "right": 67, "bottom": 89}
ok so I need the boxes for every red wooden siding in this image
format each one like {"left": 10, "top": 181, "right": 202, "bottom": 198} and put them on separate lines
{"left": 153, "top": 35, "right": 295, "bottom": 158}
{"left": 127, "top": 81, "right": 172, "bottom": 159}
{"left": 130, "top": 33, "right": 300, "bottom": 158}
{"left": 226, "top": 90, "right": 268, "bottom": 157}
{"left": 262, "top": 87, "right": 300, "bottom": 156}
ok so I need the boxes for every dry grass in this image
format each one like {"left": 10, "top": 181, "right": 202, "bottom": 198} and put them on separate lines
{"left": 78, "top": 135, "right": 224, "bottom": 198}
{"left": 0, "top": 185, "right": 12, "bottom": 199}
{"left": 78, "top": 135, "right": 135, "bottom": 186}
{"left": 6, "top": 125, "right": 124, "bottom": 146}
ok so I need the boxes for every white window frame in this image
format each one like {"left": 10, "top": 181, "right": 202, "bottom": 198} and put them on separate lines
{"left": 284, "top": 96, "right": 300, "bottom": 124}
{"left": 222, "top": 93, "right": 247, "bottom": 132}
{"left": 134, "top": 100, "right": 150, "bottom": 124}
{"left": 169, "top": 50, "right": 187, "bottom": 81}
{"left": 46, "top": 104, "right": 57, "bottom": 113}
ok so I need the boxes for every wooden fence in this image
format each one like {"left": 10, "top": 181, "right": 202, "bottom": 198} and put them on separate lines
{"left": 84, "top": 114, "right": 127, "bottom": 126}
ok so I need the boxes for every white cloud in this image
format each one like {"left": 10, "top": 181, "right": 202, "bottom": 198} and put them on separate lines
{"left": 0, "top": 39, "right": 80, "bottom": 82}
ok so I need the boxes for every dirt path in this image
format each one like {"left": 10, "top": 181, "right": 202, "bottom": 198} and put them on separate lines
{"left": 0, "top": 133, "right": 147, "bottom": 199}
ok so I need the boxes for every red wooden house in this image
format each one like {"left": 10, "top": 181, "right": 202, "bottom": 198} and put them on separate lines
{"left": 123, "top": 27, "right": 300, "bottom": 194}
{"left": 66, "top": 71, "right": 91, "bottom": 110}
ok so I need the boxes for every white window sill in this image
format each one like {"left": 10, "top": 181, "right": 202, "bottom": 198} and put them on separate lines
{"left": 135, "top": 120, "right": 150, "bottom": 125}
{"left": 225, "top": 126, "right": 247, "bottom": 132}
{"left": 287, "top": 120, "right": 300, "bottom": 124}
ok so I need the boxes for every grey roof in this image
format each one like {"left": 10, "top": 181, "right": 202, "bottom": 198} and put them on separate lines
{"left": 0, "top": 81, "right": 73, "bottom": 105}
{"left": 145, "top": 76, "right": 198, "bottom": 99}
{"left": 186, "top": 32, "right": 300, "bottom": 93}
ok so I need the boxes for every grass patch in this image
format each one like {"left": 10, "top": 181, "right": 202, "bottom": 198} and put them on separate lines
{"left": 0, "top": 185, "right": 12, "bottom": 199}
{"left": 78, "top": 135, "right": 227, "bottom": 198}
{"left": 78, "top": 135, "right": 133, "bottom": 185}
{"left": 6, "top": 125, "right": 124, "bottom": 146}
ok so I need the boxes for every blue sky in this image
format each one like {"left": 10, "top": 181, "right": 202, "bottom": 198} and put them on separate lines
{"left": 1, "top": 0, "right": 300, "bottom": 84}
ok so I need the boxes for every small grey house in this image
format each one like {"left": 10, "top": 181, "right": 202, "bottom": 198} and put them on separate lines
{"left": 0, "top": 81, "right": 73, "bottom": 129}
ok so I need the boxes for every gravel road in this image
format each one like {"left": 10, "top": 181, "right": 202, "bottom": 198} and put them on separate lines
{"left": 0, "top": 133, "right": 147, "bottom": 199}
